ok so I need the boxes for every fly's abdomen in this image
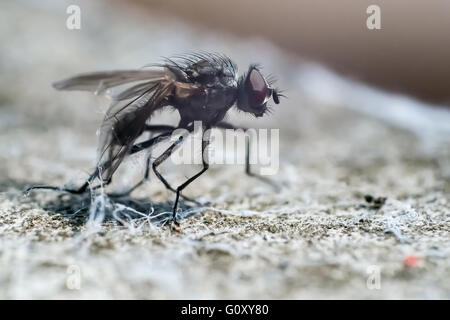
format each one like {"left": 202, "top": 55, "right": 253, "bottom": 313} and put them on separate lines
{"left": 111, "top": 108, "right": 148, "bottom": 146}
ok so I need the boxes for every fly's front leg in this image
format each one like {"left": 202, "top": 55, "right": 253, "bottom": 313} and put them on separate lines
{"left": 244, "top": 136, "right": 280, "bottom": 189}
{"left": 215, "top": 121, "right": 281, "bottom": 190}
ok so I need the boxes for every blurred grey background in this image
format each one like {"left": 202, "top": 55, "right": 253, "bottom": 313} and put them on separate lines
{"left": 132, "top": 0, "right": 450, "bottom": 106}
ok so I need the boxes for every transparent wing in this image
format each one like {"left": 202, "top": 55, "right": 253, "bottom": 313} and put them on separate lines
{"left": 111, "top": 80, "right": 157, "bottom": 101}
{"left": 52, "top": 69, "right": 172, "bottom": 99}
{"left": 96, "top": 81, "right": 174, "bottom": 181}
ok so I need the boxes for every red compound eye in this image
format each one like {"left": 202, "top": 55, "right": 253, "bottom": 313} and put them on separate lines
{"left": 247, "top": 68, "right": 268, "bottom": 106}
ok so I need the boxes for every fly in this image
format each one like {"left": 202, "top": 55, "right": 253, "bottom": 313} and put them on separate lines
{"left": 27, "top": 52, "right": 283, "bottom": 227}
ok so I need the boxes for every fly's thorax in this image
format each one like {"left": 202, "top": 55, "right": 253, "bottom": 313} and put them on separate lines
{"left": 173, "top": 82, "right": 207, "bottom": 108}
{"left": 184, "top": 57, "right": 238, "bottom": 89}
{"left": 172, "top": 83, "right": 236, "bottom": 124}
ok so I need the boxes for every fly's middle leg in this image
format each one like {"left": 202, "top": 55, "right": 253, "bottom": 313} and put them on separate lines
{"left": 170, "top": 129, "right": 210, "bottom": 227}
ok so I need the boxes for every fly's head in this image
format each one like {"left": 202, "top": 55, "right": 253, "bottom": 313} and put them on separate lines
{"left": 236, "top": 65, "right": 281, "bottom": 117}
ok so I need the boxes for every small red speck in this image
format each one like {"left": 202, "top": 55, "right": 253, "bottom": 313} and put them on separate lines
{"left": 404, "top": 255, "right": 419, "bottom": 268}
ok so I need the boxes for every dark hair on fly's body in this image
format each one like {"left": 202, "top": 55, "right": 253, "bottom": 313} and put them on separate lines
{"left": 161, "top": 52, "right": 238, "bottom": 81}
{"left": 149, "top": 52, "right": 285, "bottom": 107}
{"left": 168, "top": 52, "right": 237, "bottom": 70}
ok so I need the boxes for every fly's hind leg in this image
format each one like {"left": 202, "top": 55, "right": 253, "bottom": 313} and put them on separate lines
{"left": 25, "top": 167, "right": 111, "bottom": 195}
{"left": 107, "top": 125, "right": 176, "bottom": 198}
{"left": 106, "top": 124, "right": 207, "bottom": 202}
{"left": 26, "top": 129, "right": 174, "bottom": 197}
{"left": 107, "top": 153, "right": 152, "bottom": 198}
